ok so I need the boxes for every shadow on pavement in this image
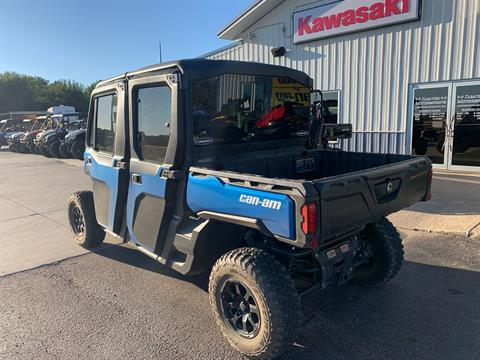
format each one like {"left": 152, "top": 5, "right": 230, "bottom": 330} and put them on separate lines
{"left": 287, "top": 261, "right": 480, "bottom": 360}
{"left": 94, "top": 243, "right": 209, "bottom": 291}
{"left": 94, "top": 244, "right": 480, "bottom": 359}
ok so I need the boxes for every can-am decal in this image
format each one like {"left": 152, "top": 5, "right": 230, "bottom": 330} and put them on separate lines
{"left": 239, "top": 194, "right": 282, "bottom": 210}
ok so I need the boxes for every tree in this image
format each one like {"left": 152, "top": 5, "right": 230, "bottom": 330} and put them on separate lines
{"left": 0, "top": 72, "right": 49, "bottom": 113}
{"left": 48, "top": 79, "right": 89, "bottom": 113}
{"left": 0, "top": 72, "right": 99, "bottom": 115}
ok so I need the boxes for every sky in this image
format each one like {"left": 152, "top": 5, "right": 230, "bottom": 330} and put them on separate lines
{"left": 0, "top": 0, "right": 252, "bottom": 85}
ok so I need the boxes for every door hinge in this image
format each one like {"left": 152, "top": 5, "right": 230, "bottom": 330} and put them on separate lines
{"left": 114, "top": 160, "right": 127, "bottom": 170}
{"left": 160, "top": 169, "right": 184, "bottom": 179}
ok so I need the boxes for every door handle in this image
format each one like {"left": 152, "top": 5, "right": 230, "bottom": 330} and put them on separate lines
{"left": 85, "top": 157, "right": 92, "bottom": 165}
{"left": 131, "top": 173, "right": 142, "bottom": 184}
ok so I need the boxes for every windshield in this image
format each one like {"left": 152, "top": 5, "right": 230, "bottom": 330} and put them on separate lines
{"left": 192, "top": 74, "right": 310, "bottom": 146}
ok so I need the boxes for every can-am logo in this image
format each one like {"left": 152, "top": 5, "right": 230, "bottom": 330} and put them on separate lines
{"left": 293, "top": 0, "right": 420, "bottom": 44}
{"left": 239, "top": 194, "right": 282, "bottom": 210}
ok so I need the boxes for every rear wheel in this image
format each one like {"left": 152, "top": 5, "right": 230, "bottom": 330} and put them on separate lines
{"left": 29, "top": 143, "right": 36, "bottom": 154}
{"left": 209, "top": 248, "right": 301, "bottom": 359}
{"left": 353, "top": 218, "right": 404, "bottom": 287}
{"left": 71, "top": 140, "right": 84, "bottom": 160}
{"left": 59, "top": 143, "right": 71, "bottom": 158}
{"left": 67, "top": 191, "right": 105, "bottom": 248}
{"left": 49, "top": 140, "right": 61, "bottom": 158}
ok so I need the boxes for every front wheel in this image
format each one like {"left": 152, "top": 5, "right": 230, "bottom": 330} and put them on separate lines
{"left": 353, "top": 218, "right": 404, "bottom": 287}
{"left": 67, "top": 191, "right": 105, "bottom": 248}
{"left": 209, "top": 248, "right": 301, "bottom": 359}
{"left": 40, "top": 145, "right": 52, "bottom": 157}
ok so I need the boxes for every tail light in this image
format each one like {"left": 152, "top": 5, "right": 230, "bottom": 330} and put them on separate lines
{"left": 301, "top": 202, "right": 317, "bottom": 231}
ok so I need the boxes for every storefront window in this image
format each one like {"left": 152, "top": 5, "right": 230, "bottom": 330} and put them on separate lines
{"left": 451, "top": 84, "right": 480, "bottom": 167}
{"left": 411, "top": 87, "right": 448, "bottom": 163}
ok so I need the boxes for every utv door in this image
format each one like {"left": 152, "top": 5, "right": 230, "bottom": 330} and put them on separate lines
{"left": 84, "top": 81, "right": 129, "bottom": 233}
{"left": 126, "top": 74, "right": 181, "bottom": 255}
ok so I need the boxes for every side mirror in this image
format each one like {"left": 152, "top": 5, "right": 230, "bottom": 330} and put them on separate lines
{"left": 322, "top": 124, "right": 352, "bottom": 141}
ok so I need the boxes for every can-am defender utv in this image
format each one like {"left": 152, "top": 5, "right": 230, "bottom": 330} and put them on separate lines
{"left": 67, "top": 59, "right": 432, "bottom": 359}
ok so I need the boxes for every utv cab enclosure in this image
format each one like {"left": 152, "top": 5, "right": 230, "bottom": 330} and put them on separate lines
{"left": 68, "top": 59, "right": 432, "bottom": 359}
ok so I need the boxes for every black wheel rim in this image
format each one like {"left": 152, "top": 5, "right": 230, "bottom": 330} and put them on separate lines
{"left": 220, "top": 279, "right": 261, "bottom": 339}
{"left": 70, "top": 205, "right": 85, "bottom": 235}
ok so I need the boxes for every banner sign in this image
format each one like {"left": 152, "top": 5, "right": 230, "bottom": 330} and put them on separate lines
{"left": 293, "top": 0, "right": 421, "bottom": 44}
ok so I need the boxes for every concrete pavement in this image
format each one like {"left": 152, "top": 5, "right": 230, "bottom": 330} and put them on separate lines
{"left": 388, "top": 172, "right": 480, "bottom": 239}
{"left": 0, "top": 151, "right": 119, "bottom": 277}
{"left": 0, "top": 229, "right": 479, "bottom": 360}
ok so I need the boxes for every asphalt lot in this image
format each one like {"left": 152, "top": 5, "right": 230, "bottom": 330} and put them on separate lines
{"left": 1, "top": 151, "right": 479, "bottom": 359}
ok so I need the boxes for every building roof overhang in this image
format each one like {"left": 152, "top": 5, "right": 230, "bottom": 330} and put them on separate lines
{"left": 218, "top": 0, "right": 285, "bottom": 40}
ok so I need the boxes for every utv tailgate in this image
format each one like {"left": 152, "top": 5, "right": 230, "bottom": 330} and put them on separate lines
{"left": 312, "top": 157, "right": 431, "bottom": 242}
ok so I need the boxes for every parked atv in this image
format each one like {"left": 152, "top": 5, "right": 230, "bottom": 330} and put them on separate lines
{"left": 47, "top": 119, "right": 85, "bottom": 158}
{"left": 18, "top": 116, "right": 49, "bottom": 153}
{"left": 59, "top": 125, "right": 86, "bottom": 159}
{"left": 7, "top": 118, "right": 45, "bottom": 152}
{"left": 34, "top": 119, "right": 59, "bottom": 157}
{"left": 7, "top": 132, "right": 25, "bottom": 152}
{"left": 0, "top": 118, "right": 24, "bottom": 147}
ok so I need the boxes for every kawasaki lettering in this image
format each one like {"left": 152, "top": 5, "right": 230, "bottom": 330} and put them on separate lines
{"left": 297, "top": 0, "right": 410, "bottom": 36}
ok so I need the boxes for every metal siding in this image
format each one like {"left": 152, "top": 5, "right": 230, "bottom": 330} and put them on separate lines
{"left": 206, "top": 0, "right": 480, "bottom": 155}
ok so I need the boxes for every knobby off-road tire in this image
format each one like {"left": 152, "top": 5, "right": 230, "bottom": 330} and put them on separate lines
{"left": 58, "top": 143, "right": 72, "bottom": 158}
{"left": 353, "top": 217, "right": 404, "bottom": 287}
{"left": 67, "top": 191, "right": 105, "bottom": 248}
{"left": 40, "top": 145, "right": 52, "bottom": 157}
{"left": 49, "top": 140, "right": 62, "bottom": 158}
{"left": 209, "top": 247, "right": 302, "bottom": 359}
{"left": 71, "top": 140, "right": 85, "bottom": 160}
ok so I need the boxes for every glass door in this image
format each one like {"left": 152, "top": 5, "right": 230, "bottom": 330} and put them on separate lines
{"left": 410, "top": 83, "right": 452, "bottom": 169}
{"left": 449, "top": 81, "right": 480, "bottom": 170}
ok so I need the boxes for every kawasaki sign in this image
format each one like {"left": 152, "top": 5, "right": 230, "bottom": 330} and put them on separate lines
{"left": 293, "top": 0, "right": 421, "bottom": 44}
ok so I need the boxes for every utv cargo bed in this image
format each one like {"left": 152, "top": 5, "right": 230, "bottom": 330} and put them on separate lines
{"left": 191, "top": 148, "right": 431, "bottom": 244}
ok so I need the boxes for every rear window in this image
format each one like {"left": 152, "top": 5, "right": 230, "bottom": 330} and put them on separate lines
{"left": 192, "top": 74, "right": 310, "bottom": 146}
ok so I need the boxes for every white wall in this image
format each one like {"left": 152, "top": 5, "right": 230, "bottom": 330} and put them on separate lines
{"left": 206, "top": 0, "right": 480, "bottom": 154}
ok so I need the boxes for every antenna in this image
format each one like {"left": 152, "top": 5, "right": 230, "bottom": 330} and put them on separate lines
{"left": 159, "top": 41, "right": 162, "bottom": 63}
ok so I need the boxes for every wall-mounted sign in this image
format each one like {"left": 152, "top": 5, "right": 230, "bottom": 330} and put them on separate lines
{"left": 293, "top": 0, "right": 421, "bottom": 44}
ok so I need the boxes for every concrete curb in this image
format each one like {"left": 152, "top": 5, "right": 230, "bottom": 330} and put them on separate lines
{"left": 395, "top": 226, "right": 480, "bottom": 244}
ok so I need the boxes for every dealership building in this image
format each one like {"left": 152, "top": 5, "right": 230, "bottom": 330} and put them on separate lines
{"left": 205, "top": 0, "right": 480, "bottom": 171}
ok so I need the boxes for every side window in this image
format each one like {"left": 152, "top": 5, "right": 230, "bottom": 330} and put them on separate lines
{"left": 95, "top": 94, "right": 117, "bottom": 154}
{"left": 322, "top": 91, "right": 340, "bottom": 124}
{"left": 136, "top": 85, "right": 172, "bottom": 164}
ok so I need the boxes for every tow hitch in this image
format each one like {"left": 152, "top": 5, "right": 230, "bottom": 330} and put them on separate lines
{"left": 316, "top": 237, "right": 359, "bottom": 288}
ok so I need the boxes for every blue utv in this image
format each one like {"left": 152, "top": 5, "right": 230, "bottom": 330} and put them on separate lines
{"left": 67, "top": 59, "right": 432, "bottom": 359}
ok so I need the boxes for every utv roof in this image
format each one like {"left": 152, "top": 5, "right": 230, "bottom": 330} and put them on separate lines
{"left": 96, "top": 59, "right": 312, "bottom": 89}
